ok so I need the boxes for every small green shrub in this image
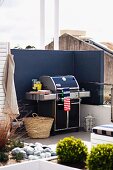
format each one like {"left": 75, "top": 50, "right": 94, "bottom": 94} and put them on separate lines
{"left": 12, "top": 152, "right": 24, "bottom": 162}
{"left": 0, "top": 152, "right": 9, "bottom": 162}
{"left": 56, "top": 136, "right": 88, "bottom": 165}
{"left": 86, "top": 143, "right": 113, "bottom": 170}
{"left": 5, "top": 139, "right": 24, "bottom": 151}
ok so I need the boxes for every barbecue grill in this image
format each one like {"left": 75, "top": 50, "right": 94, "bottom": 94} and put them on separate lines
{"left": 39, "top": 75, "right": 90, "bottom": 100}
{"left": 39, "top": 75, "right": 79, "bottom": 100}
{"left": 39, "top": 75, "right": 90, "bottom": 131}
{"left": 26, "top": 75, "right": 90, "bottom": 132}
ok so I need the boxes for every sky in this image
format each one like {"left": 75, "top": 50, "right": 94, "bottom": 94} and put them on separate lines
{"left": 0, "top": 0, "right": 113, "bottom": 48}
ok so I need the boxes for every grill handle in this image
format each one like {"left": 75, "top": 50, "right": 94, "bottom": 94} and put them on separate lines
{"left": 57, "top": 102, "right": 80, "bottom": 106}
{"left": 57, "top": 103, "right": 63, "bottom": 106}
{"left": 71, "top": 102, "right": 80, "bottom": 104}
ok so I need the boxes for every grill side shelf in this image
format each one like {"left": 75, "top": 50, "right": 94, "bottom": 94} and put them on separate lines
{"left": 39, "top": 94, "right": 56, "bottom": 101}
{"left": 26, "top": 91, "right": 90, "bottom": 101}
{"left": 26, "top": 92, "right": 56, "bottom": 101}
{"left": 79, "top": 91, "right": 90, "bottom": 98}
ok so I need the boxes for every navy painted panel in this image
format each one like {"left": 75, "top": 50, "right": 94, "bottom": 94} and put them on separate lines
{"left": 11, "top": 49, "right": 104, "bottom": 107}
{"left": 74, "top": 50, "right": 104, "bottom": 83}
{"left": 74, "top": 50, "right": 104, "bottom": 104}
{"left": 12, "top": 49, "right": 75, "bottom": 101}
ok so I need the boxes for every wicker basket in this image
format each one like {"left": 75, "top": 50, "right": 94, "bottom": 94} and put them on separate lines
{"left": 24, "top": 114, "right": 54, "bottom": 138}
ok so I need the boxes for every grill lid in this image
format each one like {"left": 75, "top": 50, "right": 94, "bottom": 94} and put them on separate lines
{"left": 39, "top": 75, "right": 79, "bottom": 92}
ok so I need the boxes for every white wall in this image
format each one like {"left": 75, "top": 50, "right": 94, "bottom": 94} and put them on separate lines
{"left": 80, "top": 104, "right": 112, "bottom": 128}
{"left": 0, "top": 42, "right": 9, "bottom": 112}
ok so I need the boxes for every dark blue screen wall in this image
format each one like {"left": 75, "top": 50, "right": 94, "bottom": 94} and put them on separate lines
{"left": 12, "top": 49, "right": 75, "bottom": 100}
{"left": 74, "top": 50, "right": 104, "bottom": 104}
{"left": 74, "top": 51, "right": 104, "bottom": 83}
{"left": 11, "top": 49, "right": 104, "bottom": 111}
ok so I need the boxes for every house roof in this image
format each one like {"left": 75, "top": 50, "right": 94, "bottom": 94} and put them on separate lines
{"left": 46, "top": 33, "right": 113, "bottom": 56}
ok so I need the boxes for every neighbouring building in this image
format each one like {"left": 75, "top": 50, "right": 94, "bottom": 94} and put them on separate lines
{"left": 46, "top": 31, "right": 113, "bottom": 102}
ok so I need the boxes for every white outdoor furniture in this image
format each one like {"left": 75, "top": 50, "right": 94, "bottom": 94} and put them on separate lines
{"left": 91, "top": 124, "right": 113, "bottom": 146}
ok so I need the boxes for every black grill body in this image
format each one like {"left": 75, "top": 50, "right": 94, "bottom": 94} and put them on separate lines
{"left": 39, "top": 75, "right": 80, "bottom": 132}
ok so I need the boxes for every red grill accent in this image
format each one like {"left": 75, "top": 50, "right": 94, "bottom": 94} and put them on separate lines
{"left": 64, "top": 97, "right": 71, "bottom": 111}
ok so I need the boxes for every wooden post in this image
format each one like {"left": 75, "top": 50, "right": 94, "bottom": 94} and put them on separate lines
{"left": 54, "top": 0, "right": 59, "bottom": 50}
{"left": 40, "top": 0, "right": 45, "bottom": 49}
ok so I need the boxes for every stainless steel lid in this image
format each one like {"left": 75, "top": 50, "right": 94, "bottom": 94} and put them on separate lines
{"left": 39, "top": 75, "right": 79, "bottom": 92}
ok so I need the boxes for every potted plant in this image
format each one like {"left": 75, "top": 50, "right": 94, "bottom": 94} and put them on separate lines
{"left": 56, "top": 136, "right": 88, "bottom": 169}
{"left": 86, "top": 143, "right": 113, "bottom": 170}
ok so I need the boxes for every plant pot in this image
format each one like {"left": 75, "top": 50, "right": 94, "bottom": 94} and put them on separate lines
{"left": 0, "top": 159, "right": 81, "bottom": 170}
{"left": 46, "top": 157, "right": 83, "bottom": 170}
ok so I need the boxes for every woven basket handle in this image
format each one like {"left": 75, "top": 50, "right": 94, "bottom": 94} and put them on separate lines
{"left": 32, "top": 113, "right": 38, "bottom": 117}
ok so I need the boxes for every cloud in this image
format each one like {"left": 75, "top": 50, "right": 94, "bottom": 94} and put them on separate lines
{"left": 0, "top": 0, "right": 113, "bottom": 48}
{"left": 0, "top": 0, "right": 40, "bottom": 44}
{"left": 1, "top": 0, "right": 21, "bottom": 8}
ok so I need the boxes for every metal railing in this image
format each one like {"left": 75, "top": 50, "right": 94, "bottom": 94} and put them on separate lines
{"left": 89, "top": 82, "right": 113, "bottom": 122}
